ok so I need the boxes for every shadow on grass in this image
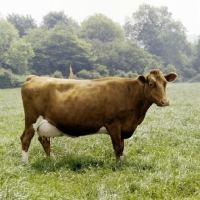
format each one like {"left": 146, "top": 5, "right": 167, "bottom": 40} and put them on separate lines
{"left": 30, "top": 154, "right": 106, "bottom": 173}
{"left": 30, "top": 153, "right": 156, "bottom": 174}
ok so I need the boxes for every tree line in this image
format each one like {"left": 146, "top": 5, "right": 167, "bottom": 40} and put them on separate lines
{"left": 0, "top": 4, "right": 200, "bottom": 88}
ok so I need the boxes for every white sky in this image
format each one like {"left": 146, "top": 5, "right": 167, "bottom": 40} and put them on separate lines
{"left": 0, "top": 0, "right": 200, "bottom": 35}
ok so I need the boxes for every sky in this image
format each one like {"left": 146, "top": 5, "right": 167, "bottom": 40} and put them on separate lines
{"left": 0, "top": 0, "right": 200, "bottom": 35}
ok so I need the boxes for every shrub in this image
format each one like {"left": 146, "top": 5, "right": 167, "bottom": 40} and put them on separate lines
{"left": 0, "top": 68, "right": 25, "bottom": 88}
{"left": 77, "top": 69, "right": 91, "bottom": 79}
{"left": 52, "top": 70, "right": 63, "bottom": 78}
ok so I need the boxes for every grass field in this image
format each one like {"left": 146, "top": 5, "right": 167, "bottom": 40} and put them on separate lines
{"left": 0, "top": 83, "right": 200, "bottom": 199}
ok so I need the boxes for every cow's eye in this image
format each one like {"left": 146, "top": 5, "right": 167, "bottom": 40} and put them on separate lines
{"left": 149, "top": 82, "right": 155, "bottom": 88}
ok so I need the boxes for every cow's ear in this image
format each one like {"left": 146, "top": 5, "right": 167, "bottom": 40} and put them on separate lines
{"left": 164, "top": 72, "right": 178, "bottom": 82}
{"left": 137, "top": 75, "right": 146, "bottom": 85}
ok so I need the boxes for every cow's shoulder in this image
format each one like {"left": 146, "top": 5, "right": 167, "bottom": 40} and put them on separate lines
{"left": 25, "top": 75, "right": 38, "bottom": 82}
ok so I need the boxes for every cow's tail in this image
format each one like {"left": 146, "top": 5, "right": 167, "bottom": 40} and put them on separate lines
{"left": 32, "top": 116, "right": 44, "bottom": 132}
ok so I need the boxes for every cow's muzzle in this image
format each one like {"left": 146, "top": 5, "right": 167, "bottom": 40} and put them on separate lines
{"left": 159, "top": 99, "right": 170, "bottom": 106}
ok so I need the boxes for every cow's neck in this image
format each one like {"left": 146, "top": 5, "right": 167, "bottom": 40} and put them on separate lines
{"left": 135, "top": 84, "right": 152, "bottom": 124}
{"left": 141, "top": 84, "right": 152, "bottom": 110}
{"left": 121, "top": 82, "right": 152, "bottom": 136}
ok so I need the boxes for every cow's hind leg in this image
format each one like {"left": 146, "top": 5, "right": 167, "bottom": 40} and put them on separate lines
{"left": 38, "top": 136, "right": 55, "bottom": 159}
{"left": 20, "top": 126, "right": 35, "bottom": 164}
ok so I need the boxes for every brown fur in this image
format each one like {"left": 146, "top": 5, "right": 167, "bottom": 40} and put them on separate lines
{"left": 20, "top": 69, "right": 177, "bottom": 162}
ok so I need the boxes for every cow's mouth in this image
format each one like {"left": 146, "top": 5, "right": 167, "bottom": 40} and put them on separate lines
{"left": 157, "top": 99, "right": 170, "bottom": 107}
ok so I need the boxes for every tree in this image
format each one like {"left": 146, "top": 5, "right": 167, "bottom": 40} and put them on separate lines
{"left": 123, "top": 40, "right": 164, "bottom": 74}
{"left": 76, "top": 69, "right": 92, "bottom": 79}
{"left": 80, "top": 14, "right": 127, "bottom": 75}
{"left": 0, "top": 68, "right": 21, "bottom": 88}
{"left": 193, "top": 36, "right": 200, "bottom": 73}
{"left": 88, "top": 39, "right": 124, "bottom": 75}
{"left": 0, "top": 18, "right": 19, "bottom": 67}
{"left": 124, "top": 4, "right": 187, "bottom": 67}
{"left": 6, "top": 39, "right": 34, "bottom": 74}
{"left": 24, "top": 26, "right": 51, "bottom": 75}
{"left": 42, "top": 11, "right": 78, "bottom": 29}
{"left": 82, "top": 35, "right": 163, "bottom": 76}
{"left": 25, "top": 23, "right": 96, "bottom": 75}
{"left": 0, "top": 18, "right": 34, "bottom": 75}
{"left": 52, "top": 70, "right": 63, "bottom": 78}
{"left": 79, "top": 14, "right": 163, "bottom": 76}
{"left": 80, "top": 14, "right": 125, "bottom": 42}
{"left": 7, "top": 13, "right": 37, "bottom": 37}
{"left": 94, "top": 64, "right": 109, "bottom": 77}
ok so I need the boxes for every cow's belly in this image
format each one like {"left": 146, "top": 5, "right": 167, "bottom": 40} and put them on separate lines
{"left": 33, "top": 116, "right": 107, "bottom": 138}
{"left": 56, "top": 124, "right": 102, "bottom": 137}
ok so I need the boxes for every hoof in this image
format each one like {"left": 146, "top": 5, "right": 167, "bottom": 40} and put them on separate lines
{"left": 22, "top": 150, "right": 28, "bottom": 165}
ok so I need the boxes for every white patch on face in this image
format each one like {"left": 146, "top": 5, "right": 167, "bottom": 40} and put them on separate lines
{"left": 22, "top": 150, "right": 28, "bottom": 164}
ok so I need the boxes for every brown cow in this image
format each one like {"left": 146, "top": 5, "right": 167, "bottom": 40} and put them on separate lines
{"left": 20, "top": 69, "right": 177, "bottom": 164}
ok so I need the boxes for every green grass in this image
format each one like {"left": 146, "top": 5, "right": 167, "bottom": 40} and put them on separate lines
{"left": 0, "top": 83, "right": 200, "bottom": 199}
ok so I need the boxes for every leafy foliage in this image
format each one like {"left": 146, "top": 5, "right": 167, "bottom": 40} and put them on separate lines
{"left": 24, "top": 24, "right": 95, "bottom": 75}
{"left": 52, "top": 70, "right": 63, "bottom": 78}
{"left": 42, "top": 11, "right": 78, "bottom": 28}
{"left": 80, "top": 14, "right": 124, "bottom": 42}
{"left": 0, "top": 18, "right": 34, "bottom": 77}
{"left": 0, "top": 18, "right": 19, "bottom": 66}
{"left": 124, "top": 4, "right": 198, "bottom": 80}
{"left": 193, "top": 36, "right": 200, "bottom": 73}
{"left": 80, "top": 14, "right": 163, "bottom": 76}
{"left": 0, "top": 5, "right": 200, "bottom": 85}
{"left": 6, "top": 13, "right": 37, "bottom": 37}
{"left": 124, "top": 4, "right": 187, "bottom": 63}
{"left": 0, "top": 68, "right": 24, "bottom": 88}
{"left": 6, "top": 39, "right": 34, "bottom": 74}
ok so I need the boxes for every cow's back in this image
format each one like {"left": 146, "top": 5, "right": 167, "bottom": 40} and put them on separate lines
{"left": 21, "top": 76, "right": 141, "bottom": 135}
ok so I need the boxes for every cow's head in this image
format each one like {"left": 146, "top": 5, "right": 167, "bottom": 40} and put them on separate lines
{"left": 137, "top": 69, "right": 177, "bottom": 106}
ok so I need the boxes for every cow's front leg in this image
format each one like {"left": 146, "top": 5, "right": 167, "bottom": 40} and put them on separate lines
{"left": 20, "top": 126, "right": 35, "bottom": 164}
{"left": 113, "top": 138, "right": 124, "bottom": 162}
{"left": 38, "top": 136, "right": 55, "bottom": 159}
{"left": 107, "top": 125, "right": 123, "bottom": 162}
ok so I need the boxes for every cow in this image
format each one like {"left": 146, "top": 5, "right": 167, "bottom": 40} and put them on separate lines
{"left": 20, "top": 69, "right": 177, "bottom": 164}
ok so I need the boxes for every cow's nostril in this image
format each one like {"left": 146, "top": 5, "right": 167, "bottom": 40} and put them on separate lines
{"left": 161, "top": 99, "right": 169, "bottom": 106}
